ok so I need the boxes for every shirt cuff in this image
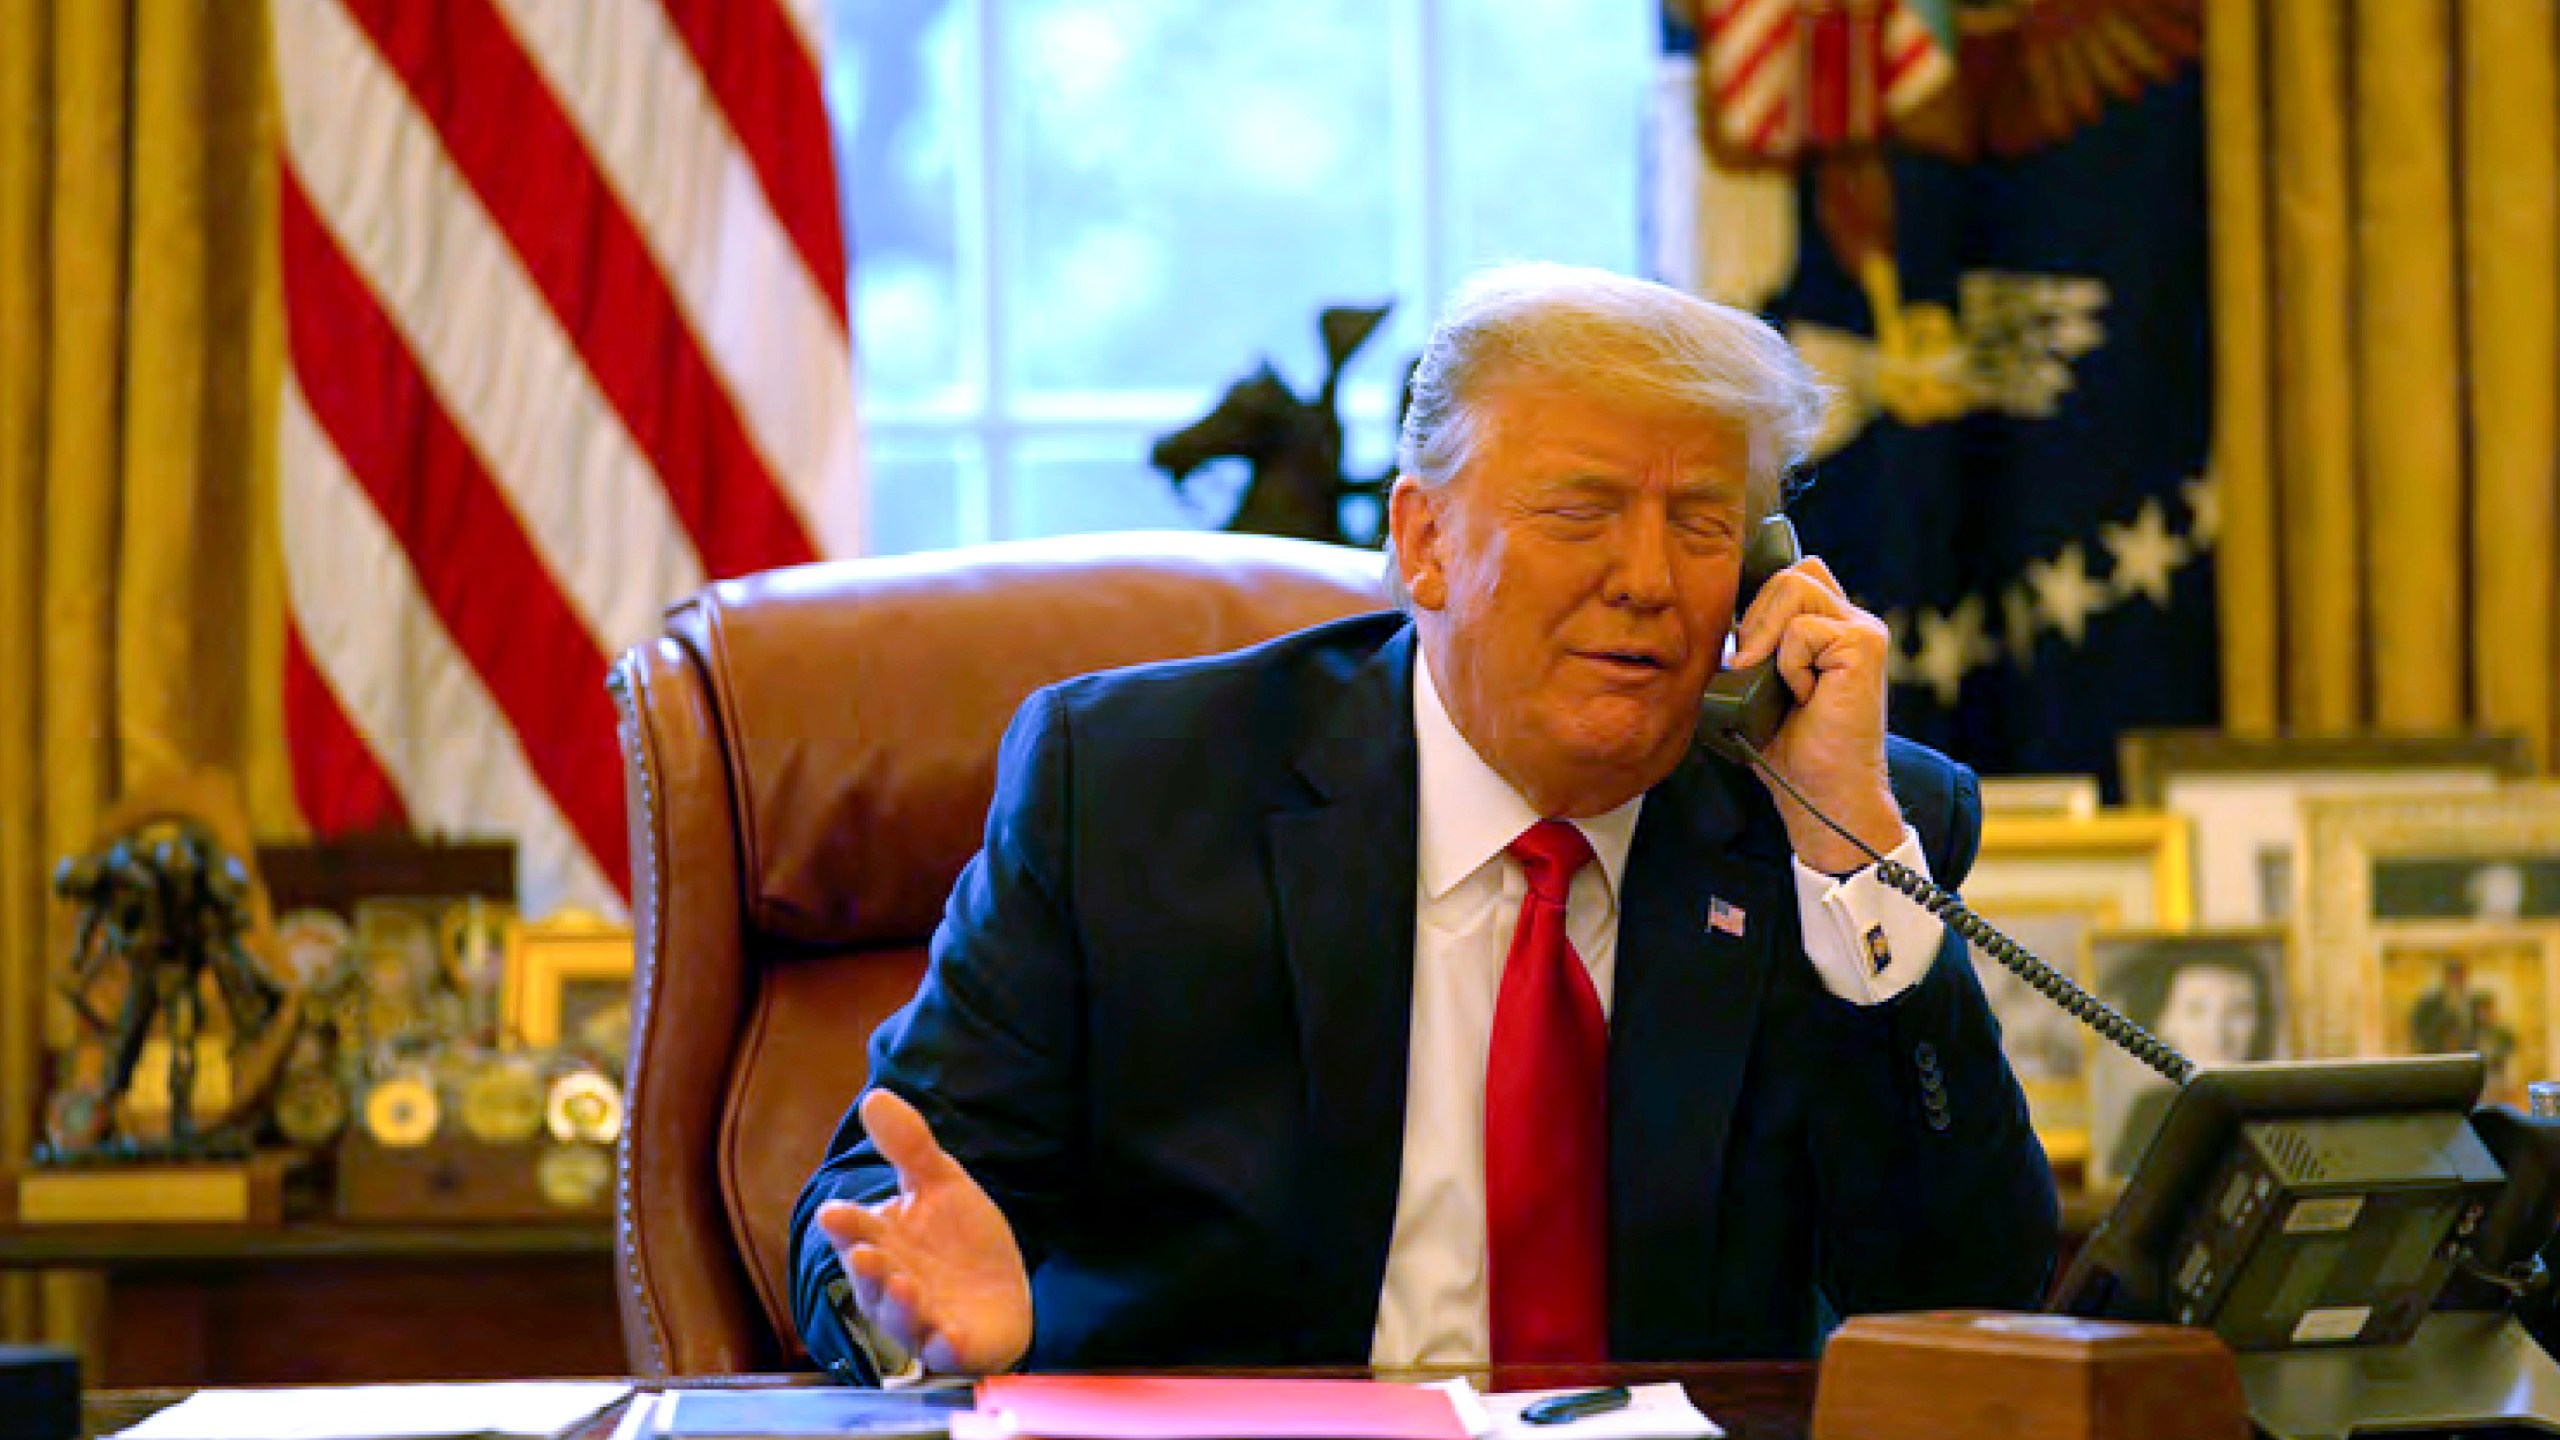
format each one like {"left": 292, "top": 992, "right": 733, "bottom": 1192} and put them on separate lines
{"left": 818, "top": 1249, "right": 924, "bottom": 1386}
{"left": 1791, "top": 825, "right": 1940, "bottom": 1006}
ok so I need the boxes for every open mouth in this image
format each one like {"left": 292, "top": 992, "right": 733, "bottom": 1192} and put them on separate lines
{"left": 1579, "top": 649, "right": 1671, "bottom": 674}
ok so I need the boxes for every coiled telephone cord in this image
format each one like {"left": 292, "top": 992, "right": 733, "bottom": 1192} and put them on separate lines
{"left": 1721, "top": 731, "right": 2196, "bottom": 1087}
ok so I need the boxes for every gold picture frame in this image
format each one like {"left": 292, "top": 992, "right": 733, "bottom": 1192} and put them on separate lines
{"left": 1971, "top": 814, "right": 2194, "bottom": 926}
{"left": 2116, "top": 730, "right": 2531, "bottom": 808}
{"left": 2372, "top": 922, "right": 2560, "bottom": 1111}
{"left": 2116, "top": 729, "right": 2529, "bottom": 927}
{"left": 1956, "top": 813, "right": 2195, "bottom": 1167}
{"left": 503, "top": 909, "right": 635, "bottom": 1063}
{"left": 1976, "top": 775, "right": 2102, "bottom": 821}
{"left": 2299, "top": 785, "right": 2560, "bottom": 1063}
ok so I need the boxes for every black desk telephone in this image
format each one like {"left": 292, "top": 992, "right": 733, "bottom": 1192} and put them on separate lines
{"left": 1707, "top": 517, "right": 2560, "bottom": 1438}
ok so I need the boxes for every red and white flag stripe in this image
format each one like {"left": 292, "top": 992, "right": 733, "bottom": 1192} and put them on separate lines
{"left": 1701, "top": 0, "right": 1953, "bottom": 161}
{"left": 273, "top": 0, "right": 857, "bottom": 915}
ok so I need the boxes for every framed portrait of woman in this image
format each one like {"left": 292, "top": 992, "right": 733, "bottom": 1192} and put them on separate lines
{"left": 2083, "top": 927, "right": 2288, "bottom": 1186}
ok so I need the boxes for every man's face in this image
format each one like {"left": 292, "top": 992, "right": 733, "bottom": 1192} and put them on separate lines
{"left": 1391, "top": 379, "right": 1750, "bottom": 817}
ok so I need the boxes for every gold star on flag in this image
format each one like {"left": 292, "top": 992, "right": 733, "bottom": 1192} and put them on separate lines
{"left": 1913, "top": 596, "right": 1990, "bottom": 707}
{"left": 2101, "top": 498, "right": 2190, "bottom": 607}
{"left": 2028, "top": 543, "right": 2104, "bottom": 645}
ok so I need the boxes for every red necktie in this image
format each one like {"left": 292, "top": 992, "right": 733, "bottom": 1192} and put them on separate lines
{"left": 1486, "top": 819, "right": 1608, "bottom": 1362}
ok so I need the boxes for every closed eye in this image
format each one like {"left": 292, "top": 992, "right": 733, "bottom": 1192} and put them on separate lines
{"left": 1674, "top": 508, "right": 1741, "bottom": 546}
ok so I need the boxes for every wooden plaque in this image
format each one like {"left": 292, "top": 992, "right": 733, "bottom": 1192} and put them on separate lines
{"left": 2, "top": 1152, "right": 294, "bottom": 1228}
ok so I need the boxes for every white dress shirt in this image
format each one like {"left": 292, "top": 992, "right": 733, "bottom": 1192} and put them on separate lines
{"left": 1369, "top": 649, "right": 1946, "bottom": 1366}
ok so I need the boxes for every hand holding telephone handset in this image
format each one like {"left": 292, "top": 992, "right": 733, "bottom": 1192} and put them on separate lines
{"left": 1697, "top": 514, "right": 2192, "bottom": 1084}
{"left": 1695, "top": 514, "right": 1806, "bottom": 767}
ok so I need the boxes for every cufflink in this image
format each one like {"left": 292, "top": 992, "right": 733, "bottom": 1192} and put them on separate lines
{"left": 1863, "top": 924, "right": 1892, "bottom": 975}
{"left": 822, "top": 1271, "right": 897, "bottom": 1387}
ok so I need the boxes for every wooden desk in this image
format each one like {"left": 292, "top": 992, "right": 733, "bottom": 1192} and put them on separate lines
{"left": 37, "top": 1186, "right": 2109, "bottom": 1389}
{"left": 0, "top": 1223, "right": 621, "bottom": 1388}
{"left": 84, "top": 1365, "right": 1823, "bottom": 1440}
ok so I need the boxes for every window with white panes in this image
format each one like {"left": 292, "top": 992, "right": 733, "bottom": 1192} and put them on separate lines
{"left": 826, "top": 0, "right": 1654, "bottom": 555}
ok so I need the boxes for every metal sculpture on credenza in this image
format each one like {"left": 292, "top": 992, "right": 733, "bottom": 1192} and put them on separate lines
{"left": 42, "top": 819, "right": 292, "bottom": 1162}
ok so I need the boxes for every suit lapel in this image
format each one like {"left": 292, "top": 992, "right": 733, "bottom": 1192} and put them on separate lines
{"left": 1606, "top": 754, "right": 1791, "bottom": 1355}
{"left": 1268, "top": 626, "right": 1421, "bottom": 1358}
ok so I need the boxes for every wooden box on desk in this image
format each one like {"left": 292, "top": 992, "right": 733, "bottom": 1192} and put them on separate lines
{"left": 337, "top": 1133, "right": 609, "bottom": 1222}
{"left": 1813, "top": 1311, "right": 2246, "bottom": 1440}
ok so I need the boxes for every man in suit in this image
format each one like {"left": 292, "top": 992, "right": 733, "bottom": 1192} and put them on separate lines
{"left": 792, "top": 263, "right": 2058, "bottom": 1379}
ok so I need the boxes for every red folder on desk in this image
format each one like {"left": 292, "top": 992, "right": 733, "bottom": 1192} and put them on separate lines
{"left": 966, "top": 1375, "right": 1471, "bottom": 1440}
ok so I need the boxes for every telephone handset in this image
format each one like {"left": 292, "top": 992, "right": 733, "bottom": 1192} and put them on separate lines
{"left": 1697, "top": 515, "right": 1805, "bottom": 768}
{"left": 1693, "top": 514, "right": 2194, "bottom": 1085}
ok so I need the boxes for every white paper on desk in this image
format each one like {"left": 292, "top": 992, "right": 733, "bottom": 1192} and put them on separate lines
{"left": 110, "top": 1381, "right": 633, "bottom": 1440}
{"left": 1456, "top": 1382, "right": 1722, "bottom": 1440}
{"left": 606, "top": 1393, "right": 665, "bottom": 1440}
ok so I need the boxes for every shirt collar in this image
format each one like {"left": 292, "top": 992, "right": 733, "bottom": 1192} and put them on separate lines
{"left": 1412, "top": 645, "right": 1643, "bottom": 904}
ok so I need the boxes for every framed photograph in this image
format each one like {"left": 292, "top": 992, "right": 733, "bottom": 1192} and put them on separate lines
{"left": 1965, "top": 903, "right": 2105, "bottom": 1161}
{"left": 1958, "top": 814, "right": 2195, "bottom": 1165}
{"left": 2372, "top": 923, "right": 2559, "bottom": 1110}
{"left": 2371, "top": 856, "right": 2560, "bottom": 922}
{"left": 504, "top": 909, "right": 636, "bottom": 1067}
{"left": 2298, "top": 785, "right": 2560, "bottom": 1060}
{"left": 2117, "top": 730, "right": 2530, "bottom": 927}
{"left": 2083, "top": 927, "right": 2288, "bottom": 1185}
{"left": 1977, "top": 775, "right": 2101, "bottom": 821}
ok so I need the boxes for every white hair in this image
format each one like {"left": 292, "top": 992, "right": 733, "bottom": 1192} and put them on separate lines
{"left": 1383, "top": 262, "right": 1826, "bottom": 609}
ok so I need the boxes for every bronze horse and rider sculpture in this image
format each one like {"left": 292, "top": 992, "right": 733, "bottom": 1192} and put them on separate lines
{"left": 1149, "top": 302, "right": 1408, "bottom": 548}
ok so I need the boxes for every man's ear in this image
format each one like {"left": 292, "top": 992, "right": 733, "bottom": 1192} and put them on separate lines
{"left": 1387, "top": 475, "right": 1448, "bottom": 610}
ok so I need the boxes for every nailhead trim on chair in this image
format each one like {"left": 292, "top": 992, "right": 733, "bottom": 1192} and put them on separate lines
{"left": 607, "top": 653, "right": 672, "bottom": 1377}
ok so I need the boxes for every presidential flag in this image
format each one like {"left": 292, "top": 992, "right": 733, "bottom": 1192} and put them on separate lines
{"left": 1658, "top": 0, "right": 2213, "bottom": 786}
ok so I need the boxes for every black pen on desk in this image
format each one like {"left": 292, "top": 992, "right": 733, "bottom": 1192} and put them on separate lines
{"left": 1521, "top": 1386, "right": 1632, "bottom": 1426}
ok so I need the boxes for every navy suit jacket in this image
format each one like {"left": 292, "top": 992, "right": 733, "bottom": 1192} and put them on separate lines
{"left": 793, "top": 614, "right": 2057, "bottom": 1370}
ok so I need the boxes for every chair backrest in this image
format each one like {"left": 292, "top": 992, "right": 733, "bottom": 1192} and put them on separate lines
{"left": 608, "top": 531, "right": 1389, "bottom": 1375}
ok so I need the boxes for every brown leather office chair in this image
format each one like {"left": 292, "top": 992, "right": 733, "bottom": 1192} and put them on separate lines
{"left": 607, "top": 531, "right": 1388, "bottom": 1376}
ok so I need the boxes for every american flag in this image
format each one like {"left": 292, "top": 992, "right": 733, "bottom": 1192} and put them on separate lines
{"left": 271, "top": 0, "right": 860, "bottom": 915}
{"left": 1708, "top": 896, "right": 1749, "bottom": 938}
{"left": 1698, "top": 0, "right": 1953, "bottom": 162}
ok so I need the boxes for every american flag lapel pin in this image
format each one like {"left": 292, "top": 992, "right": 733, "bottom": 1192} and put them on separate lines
{"left": 1707, "top": 895, "right": 1747, "bottom": 937}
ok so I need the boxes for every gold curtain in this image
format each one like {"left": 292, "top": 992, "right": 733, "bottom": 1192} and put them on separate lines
{"left": 2211, "top": 0, "right": 2560, "bottom": 762}
{"left": 0, "top": 0, "right": 295, "bottom": 1343}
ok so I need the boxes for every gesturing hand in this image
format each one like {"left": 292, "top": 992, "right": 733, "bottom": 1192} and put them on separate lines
{"left": 814, "top": 1089, "right": 1032, "bottom": 1376}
